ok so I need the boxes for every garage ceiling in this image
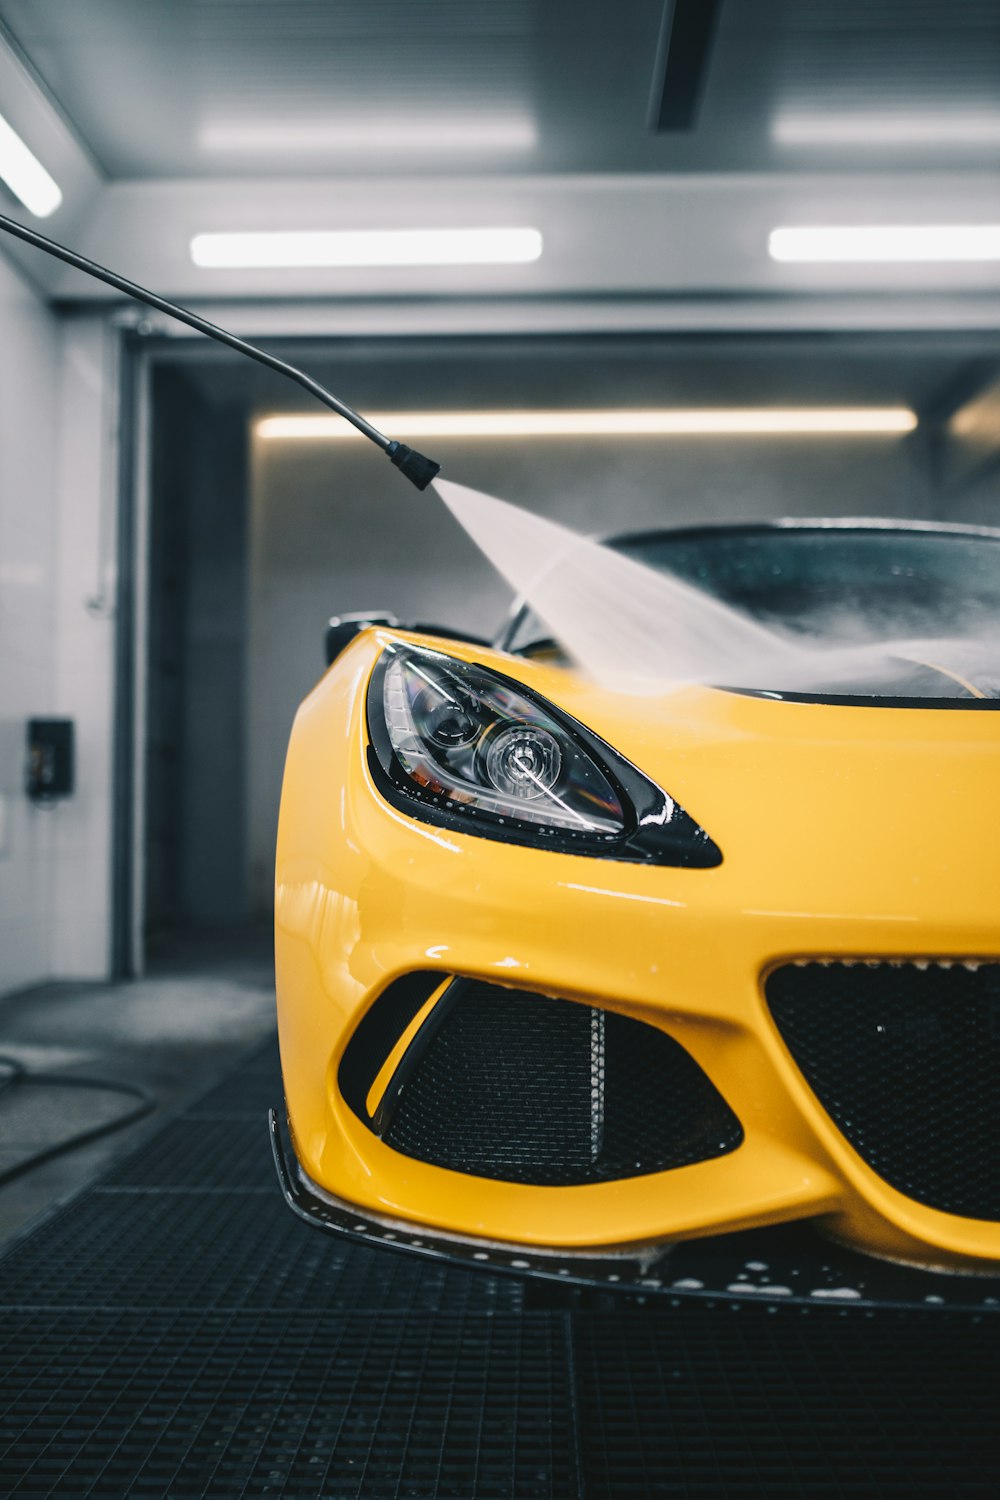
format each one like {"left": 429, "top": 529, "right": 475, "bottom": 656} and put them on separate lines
{"left": 0, "top": 0, "right": 999, "bottom": 311}
{"left": 3, "top": 0, "right": 1000, "bottom": 177}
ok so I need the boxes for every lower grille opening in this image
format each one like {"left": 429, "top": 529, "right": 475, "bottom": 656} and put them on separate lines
{"left": 338, "top": 971, "right": 443, "bottom": 1125}
{"left": 377, "top": 979, "right": 743, "bottom": 1186}
{"left": 766, "top": 960, "right": 1000, "bottom": 1222}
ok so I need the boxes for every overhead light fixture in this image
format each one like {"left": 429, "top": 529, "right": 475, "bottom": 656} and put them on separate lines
{"left": 199, "top": 115, "right": 537, "bottom": 155}
{"left": 774, "top": 112, "right": 1000, "bottom": 147}
{"left": 0, "top": 109, "right": 62, "bottom": 218}
{"left": 769, "top": 225, "right": 1000, "bottom": 263}
{"left": 191, "top": 227, "right": 543, "bottom": 269}
{"left": 256, "top": 409, "right": 917, "bottom": 441}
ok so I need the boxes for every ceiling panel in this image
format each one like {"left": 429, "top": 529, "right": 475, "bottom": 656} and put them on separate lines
{"left": 0, "top": 0, "right": 543, "bottom": 177}
{"left": 1, "top": 0, "right": 999, "bottom": 181}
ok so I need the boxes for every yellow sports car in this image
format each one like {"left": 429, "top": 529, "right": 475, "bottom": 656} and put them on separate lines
{"left": 271, "top": 518, "right": 1000, "bottom": 1300}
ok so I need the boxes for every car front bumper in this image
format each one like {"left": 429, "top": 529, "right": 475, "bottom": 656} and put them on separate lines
{"left": 269, "top": 1109, "right": 1000, "bottom": 1310}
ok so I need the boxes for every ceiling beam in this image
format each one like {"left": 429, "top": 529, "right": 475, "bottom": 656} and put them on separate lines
{"left": 649, "top": 0, "right": 723, "bottom": 132}
{"left": 33, "top": 170, "right": 1000, "bottom": 304}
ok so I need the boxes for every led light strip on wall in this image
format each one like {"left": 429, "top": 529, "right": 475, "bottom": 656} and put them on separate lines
{"left": 0, "top": 109, "right": 62, "bottom": 218}
{"left": 191, "top": 227, "right": 543, "bottom": 269}
{"left": 256, "top": 409, "right": 918, "bottom": 441}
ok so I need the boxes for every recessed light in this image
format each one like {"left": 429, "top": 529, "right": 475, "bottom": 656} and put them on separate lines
{"left": 191, "top": 227, "right": 543, "bottom": 269}
{"left": 0, "top": 110, "right": 62, "bottom": 218}
{"left": 774, "top": 112, "right": 1000, "bottom": 147}
{"left": 256, "top": 409, "right": 918, "bottom": 441}
{"left": 199, "top": 115, "right": 537, "bottom": 155}
{"left": 769, "top": 225, "right": 1000, "bottom": 263}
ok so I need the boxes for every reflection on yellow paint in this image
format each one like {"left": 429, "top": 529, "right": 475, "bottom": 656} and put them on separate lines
{"left": 276, "top": 878, "right": 362, "bottom": 955}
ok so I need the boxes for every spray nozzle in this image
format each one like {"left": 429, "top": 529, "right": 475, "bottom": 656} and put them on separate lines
{"left": 387, "top": 441, "right": 442, "bottom": 491}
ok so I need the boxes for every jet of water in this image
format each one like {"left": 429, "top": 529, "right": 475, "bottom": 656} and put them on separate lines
{"left": 434, "top": 477, "right": 807, "bottom": 693}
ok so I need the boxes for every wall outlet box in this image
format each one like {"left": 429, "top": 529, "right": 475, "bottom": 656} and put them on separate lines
{"left": 27, "top": 719, "right": 74, "bottom": 799}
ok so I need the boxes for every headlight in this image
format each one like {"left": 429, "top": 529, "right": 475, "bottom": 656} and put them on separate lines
{"left": 366, "top": 644, "right": 721, "bottom": 867}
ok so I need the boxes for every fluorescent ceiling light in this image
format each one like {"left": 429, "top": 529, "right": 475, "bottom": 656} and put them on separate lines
{"left": 191, "top": 227, "right": 543, "bottom": 269}
{"left": 774, "top": 112, "right": 1000, "bottom": 147}
{"left": 770, "top": 225, "right": 1000, "bottom": 263}
{"left": 199, "top": 115, "right": 537, "bottom": 155}
{"left": 0, "top": 109, "right": 62, "bottom": 218}
{"left": 257, "top": 409, "right": 918, "bottom": 441}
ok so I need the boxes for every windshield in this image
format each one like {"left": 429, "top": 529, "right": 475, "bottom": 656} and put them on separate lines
{"left": 503, "top": 525, "right": 1000, "bottom": 655}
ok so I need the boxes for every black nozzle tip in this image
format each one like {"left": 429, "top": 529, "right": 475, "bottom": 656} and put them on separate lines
{"left": 387, "top": 441, "right": 441, "bottom": 491}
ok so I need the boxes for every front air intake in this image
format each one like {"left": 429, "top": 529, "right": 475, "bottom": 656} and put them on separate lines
{"left": 766, "top": 960, "right": 1000, "bottom": 1222}
{"left": 344, "top": 977, "right": 742, "bottom": 1186}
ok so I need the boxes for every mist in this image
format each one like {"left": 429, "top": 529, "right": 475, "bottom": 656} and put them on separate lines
{"left": 435, "top": 477, "right": 999, "bottom": 699}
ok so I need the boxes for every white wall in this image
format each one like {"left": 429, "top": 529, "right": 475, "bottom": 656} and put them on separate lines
{"left": 0, "top": 252, "right": 119, "bottom": 995}
{"left": 0, "top": 254, "right": 60, "bottom": 991}
{"left": 50, "top": 315, "right": 121, "bottom": 981}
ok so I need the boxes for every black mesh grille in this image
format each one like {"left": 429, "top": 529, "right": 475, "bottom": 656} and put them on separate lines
{"left": 382, "top": 981, "right": 743, "bottom": 1185}
{"left": 766, "top": 960, "right": 1000, "bottom": 1221}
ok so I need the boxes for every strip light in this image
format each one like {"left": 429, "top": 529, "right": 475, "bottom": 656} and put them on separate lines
{"left": 200, "top": 115, "right": 537, "bottom": 155}
{"left": 257, "top": 409, "right": 918, "bottom": 441}
{"left": 770, "top": 225, "right": 1000, "bottom": 263}
{"left": 191, "top": 227, "right": 543, "bottom": 269}
{"left": 773, "top": 112, "right": 1000, "bottom": 147}
{"left": 0, "top": 110, "right": 62, "bottom": 218}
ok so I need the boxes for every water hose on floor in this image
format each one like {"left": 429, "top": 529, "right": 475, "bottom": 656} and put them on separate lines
{"left": 0, "top": 1053, "right": 155, "bottom": 1186}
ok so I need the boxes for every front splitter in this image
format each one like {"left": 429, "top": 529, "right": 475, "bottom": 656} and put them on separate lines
{"left": 269, "top": 1109, "right": 1000, "bottom": 1313}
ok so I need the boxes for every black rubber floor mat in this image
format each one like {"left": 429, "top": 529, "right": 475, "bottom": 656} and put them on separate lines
{"left": 185, "top": 1068, "right": 282, "bottom": 1118}
{"left": 0, "top": 1188, "right": 522, "bottom": 1314}
{"left": 102, "top": 1116, "right": 277, "bottom": 1190}
{"left": 573, "top": 1308, "right": 1000, "bottom": 1499}
{"left": 1, "top": 1033, "right": 998, "bottom": 1498}
{"left": 1, "top": 1308, "right": 576, "bottom": 1499}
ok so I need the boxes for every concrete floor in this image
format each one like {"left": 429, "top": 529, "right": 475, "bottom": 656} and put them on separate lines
{"left": 0, "top": 926, "right": 277, "bottom": 1251}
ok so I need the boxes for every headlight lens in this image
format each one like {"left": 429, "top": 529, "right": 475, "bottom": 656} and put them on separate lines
{"left": 378, "top": 646, "right": 626, "bottom": 836}
{"left": 366, "top": 644, "right": 722, "bottom": 867}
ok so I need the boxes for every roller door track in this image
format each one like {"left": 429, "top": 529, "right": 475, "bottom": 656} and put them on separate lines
{"left": 1, "top": 1037, "right": 998, "bottom": 1498}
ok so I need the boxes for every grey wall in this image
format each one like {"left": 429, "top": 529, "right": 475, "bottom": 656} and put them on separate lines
{"left": 146, "top": 366, "right": 249, "bottom": 935}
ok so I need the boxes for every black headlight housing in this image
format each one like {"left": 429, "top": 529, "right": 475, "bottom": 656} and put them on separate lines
{"left": 366, "top": 644, "right": 721, "bottom": 868}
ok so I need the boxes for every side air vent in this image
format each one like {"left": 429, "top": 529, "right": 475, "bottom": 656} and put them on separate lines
{"left": 338, "top": 971, "right": 444, "bottom": 1126}
{"left": 343, "top": 977, "right": 742, "bottom": 1187}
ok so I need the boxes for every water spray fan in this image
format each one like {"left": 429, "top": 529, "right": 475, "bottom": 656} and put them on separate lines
{"left": 0, "top": 210, "right": 442, "bottom": 491}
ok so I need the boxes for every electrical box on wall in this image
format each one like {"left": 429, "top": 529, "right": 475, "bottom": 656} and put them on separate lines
{"left": 26, "top": 719, "right": 74, "bottom": 800}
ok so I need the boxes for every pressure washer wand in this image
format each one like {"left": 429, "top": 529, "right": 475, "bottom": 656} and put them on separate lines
{"left": 0, "top": 210, "right": 441, "bottom": 491}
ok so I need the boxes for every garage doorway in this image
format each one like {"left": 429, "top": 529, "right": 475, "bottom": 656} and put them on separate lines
{"left": 137, "top": 329, "right": 1000, "bottom": 969}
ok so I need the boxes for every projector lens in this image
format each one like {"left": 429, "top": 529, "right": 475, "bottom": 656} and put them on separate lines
{"left": 482, "top": 725, "right": 562, "bottom": 799}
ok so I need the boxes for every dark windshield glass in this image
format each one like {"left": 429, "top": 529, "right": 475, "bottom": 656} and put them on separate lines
{"left": 505, "top": 527, "right": 1000, "bottom": 653}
